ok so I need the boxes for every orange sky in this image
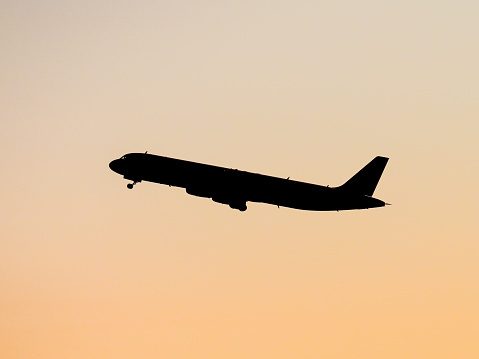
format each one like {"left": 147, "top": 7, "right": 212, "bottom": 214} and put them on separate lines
{"left": 1, "top": 1, "right": 478, "bottom": 358}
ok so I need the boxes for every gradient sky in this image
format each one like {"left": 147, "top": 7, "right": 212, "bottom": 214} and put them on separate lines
{"left": 1, "top": 1, "right": 478, "bottom": 358}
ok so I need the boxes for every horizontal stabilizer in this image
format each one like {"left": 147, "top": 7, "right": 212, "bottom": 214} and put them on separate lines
{"left": 338, "top": 156, "right": 389, "bottom": 196}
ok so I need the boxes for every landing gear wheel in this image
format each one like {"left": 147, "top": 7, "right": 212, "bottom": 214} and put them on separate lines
{"left": 127, "top": 183, "right": 134, "bottom": 189}
{"left": 229, "top": 202, "right": 247, "bottom": 212}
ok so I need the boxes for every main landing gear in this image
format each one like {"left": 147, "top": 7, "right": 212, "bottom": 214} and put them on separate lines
{"left": 229, "top": 201, "right": 247, "bottom": 212}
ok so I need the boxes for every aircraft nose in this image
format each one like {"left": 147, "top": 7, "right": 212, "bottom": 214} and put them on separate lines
{"left": 109, "top": 159, "right": 122, "bottom": 174}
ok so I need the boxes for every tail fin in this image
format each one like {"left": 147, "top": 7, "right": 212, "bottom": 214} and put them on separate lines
{"left": 338, "top": 156, "right": 389, "bottom": 196}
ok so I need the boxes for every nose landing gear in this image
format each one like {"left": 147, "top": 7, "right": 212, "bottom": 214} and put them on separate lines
{"left": 127, "top": 180, "right": 139, "bottom": 189}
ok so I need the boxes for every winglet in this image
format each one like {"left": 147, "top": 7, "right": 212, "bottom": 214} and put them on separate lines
{"left": 338, "top": 156, "right": 389, "bottom": 196}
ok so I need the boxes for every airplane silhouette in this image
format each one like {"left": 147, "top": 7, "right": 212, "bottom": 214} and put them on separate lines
{"left": 109, "top": 153, "right": 389, "bottom": 212}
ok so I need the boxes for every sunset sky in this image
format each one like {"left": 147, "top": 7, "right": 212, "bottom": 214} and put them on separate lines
{"left": 1, "top": 1, "right": 478, "bottom": 358}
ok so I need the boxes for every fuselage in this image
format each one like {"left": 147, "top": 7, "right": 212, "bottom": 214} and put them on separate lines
{"left": 109, "top": 153, "right": 386, "bottom": 211}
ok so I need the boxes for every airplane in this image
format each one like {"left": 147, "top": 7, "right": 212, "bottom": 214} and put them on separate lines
{"left": 109, "top": 153, "right": 389, "bottom": 212}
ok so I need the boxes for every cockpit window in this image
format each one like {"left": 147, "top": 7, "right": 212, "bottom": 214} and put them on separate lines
{"left": 120, "top": 156, "right": 127, "bottom": 160}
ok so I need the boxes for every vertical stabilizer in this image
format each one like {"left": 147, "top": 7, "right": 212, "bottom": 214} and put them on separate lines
{"left": 338, "top": 156, "right": 389, "bottom": 196}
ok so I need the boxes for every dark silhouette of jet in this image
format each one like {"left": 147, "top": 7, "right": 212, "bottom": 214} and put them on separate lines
{"left": 109, "top": 153, "right": 389, "bottom": 212}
